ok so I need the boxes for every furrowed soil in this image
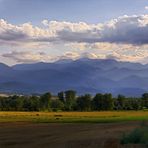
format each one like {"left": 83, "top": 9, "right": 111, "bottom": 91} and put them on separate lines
{"left": 0, "top": 121, "right": 146, "bottom": 148}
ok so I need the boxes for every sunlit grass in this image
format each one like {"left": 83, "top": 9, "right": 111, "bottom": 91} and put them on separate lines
{"left": 0, "top": 111, "right": 148, "bottom": 123}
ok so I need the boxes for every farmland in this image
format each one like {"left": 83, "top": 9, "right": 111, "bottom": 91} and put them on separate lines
{"left": 0, "top": 111, "right": 148, "bottom": 123}
{"left": 0, "top": 111, "right": 147, "bottom": 148}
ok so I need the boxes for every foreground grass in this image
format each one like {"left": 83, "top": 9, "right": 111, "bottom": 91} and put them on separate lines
{"left": 0, "top": 111, "right": 148, "bottom": 123}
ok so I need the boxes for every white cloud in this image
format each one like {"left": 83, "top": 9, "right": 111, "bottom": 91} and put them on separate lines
{"left": 57, "top": 52, "right": 80, "bottom": 60}
{"left": 2, "top": 51, "right": 52, "bottom": 63}
{"left": 42, "top": 20, "right": 49, "bottom": 26}
{"left": 105, "top": 47, "right": 148, "bottom": 63}
{"left": 0, "top": 14, "right": 148, "bottom": 64}
{"left": 0, "top": 15, "right": 148, "bottom": 46}
{"left": 145, "top": 6, "right": 148, "bottom": 10}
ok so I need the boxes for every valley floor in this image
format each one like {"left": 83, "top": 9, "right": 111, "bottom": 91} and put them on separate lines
{"left": 0, "top": 112, "right": 147, "bottom": 148}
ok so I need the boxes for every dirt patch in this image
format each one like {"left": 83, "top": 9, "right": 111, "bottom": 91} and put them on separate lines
{"left": 0, "top": 121, "right": 145, "bottom": 148}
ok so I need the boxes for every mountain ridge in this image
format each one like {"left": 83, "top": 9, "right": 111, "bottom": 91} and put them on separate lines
{"left": 0, "top": 58, "right": 148, "bottom": 96}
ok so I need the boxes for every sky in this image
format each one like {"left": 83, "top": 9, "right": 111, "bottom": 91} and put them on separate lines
{"left": 0, "top": 0, "right": 148, "bottom": 65}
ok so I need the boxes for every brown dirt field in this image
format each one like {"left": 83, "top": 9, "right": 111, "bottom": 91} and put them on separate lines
{"left": 0, "top": 121, "right": 146, "bottom": 148}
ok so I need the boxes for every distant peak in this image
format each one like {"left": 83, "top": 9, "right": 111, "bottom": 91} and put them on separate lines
{"left": 55, "top": 58, "right": 74, "bottom": 64}
{"left": 0, "top": 63, "right": 10, "bottom": 68}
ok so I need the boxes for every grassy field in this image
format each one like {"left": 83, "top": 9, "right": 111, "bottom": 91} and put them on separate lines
{"left": 0, "top": 112, "right": 148, "bottom": 147}
{"left": 0, "top": 111, "right": 148, "bottom": 123}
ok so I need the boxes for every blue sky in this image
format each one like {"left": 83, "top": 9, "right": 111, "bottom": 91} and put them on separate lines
{"left": 0, "top": 0, "right": 147, "bottom": 24}
{"left": 0, "top": 0, "right": 148, "bottom": 65}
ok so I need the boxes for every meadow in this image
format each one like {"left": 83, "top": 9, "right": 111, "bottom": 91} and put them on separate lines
{"left": 0, "top": 111, "right": 148, "bottom": 123}
{"left": 0, "top": 111, "right": 148, "bottom": 147}
{"left": 0, "top": 121, "right": 144, "bottom": 148}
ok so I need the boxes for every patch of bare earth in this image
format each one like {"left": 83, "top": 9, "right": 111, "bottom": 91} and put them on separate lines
{"left": 0, "top": 121, "right": 146, "bottom": 148}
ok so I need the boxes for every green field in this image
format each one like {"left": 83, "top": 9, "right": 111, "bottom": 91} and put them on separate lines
{"left": 0, "top": 111, "right": 148, "bottom": 123}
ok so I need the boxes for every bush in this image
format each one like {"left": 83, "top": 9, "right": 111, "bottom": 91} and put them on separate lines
{"left": 121, "top": 126, "right": 148, "bottom": 145}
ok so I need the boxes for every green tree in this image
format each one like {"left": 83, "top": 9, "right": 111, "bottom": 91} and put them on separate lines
{"left": 116, "top": 95, "right": 126, "bottom": 110}
{"left": 58, "top": 91, "right": 65, "bottom": 102}
{"left": 93, "top": 93, "right": 104, "bottom": 110}
{"left": 77, "top": 94, "right": 92, "bottom": 111}
{"left": 13, "top": 96, "right": 25, "bottom": 111}
{"left": 131, "top": 99, "right": 141, "bottom": 110}
{"left": 92, "top": 93, "right": 114, "bottom": 110}
{"left": 64, "top": 90, "right": 76, "bottom": 111}
{"left": 102, "top": 93, "right": 114, "bottom": 110}
{"left": 23, "top": 96, "right": 40, "bottom": 111}
{"left": 51, "top": 99, "right": 64, "bottom": 111}
{"left": 40, "top": 92, "right": 52, "bottom": 111}
{"left": 141, "top": 93, "right": 148, "bottom": 109}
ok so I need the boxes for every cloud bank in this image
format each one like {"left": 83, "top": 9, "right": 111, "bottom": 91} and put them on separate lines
{"left": 2, "top": 51, "right": 51, "bottom": 63}
{"left": 0, "top": 15, "right": 148, "bottom": 45}
{"left": 0, "top": 14, "right": 148, "bottom": 64}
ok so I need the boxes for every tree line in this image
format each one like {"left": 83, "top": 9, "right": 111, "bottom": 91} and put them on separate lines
{"left": 0, "top": 90, "right": 148, "bottom": 111}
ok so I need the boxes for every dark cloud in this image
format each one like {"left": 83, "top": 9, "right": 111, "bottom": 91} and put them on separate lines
{"left": 0, "top": 30, "right": 28, "bottom": 41}
{"left": 100, "top": 19, "right": 148, "bottom": 45}
{"left": 56, "top": 15, "right": 148, "bottom": 45}
{"left": 57, "top": 29, "right": 100, "bottom": 43}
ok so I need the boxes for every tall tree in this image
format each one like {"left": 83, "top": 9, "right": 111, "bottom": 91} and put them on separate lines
{"left": 51, "top": 99, "right": 64, "bottom": 111}
{"left": 64, "top": 90, "right": 76, "bottom": 111}
{"left": 103, "top": 93, "right": 114, "bottom": 110}
{"left": 141, "top": 93, "right": 148, "bottom": 108}
{"left": 93, "top": 93, "right": 114, "bottom": 110}
{"left": 116, "top": 95, "right": 126, "bottom": 110}
{"left": 77, "top": 94, "right": 92, "bottom": 111}
{"left": 58, "top": 91, "right": 65, "bottom": 102}
{"left": 40, "top": 92, "right": 52, "bottom": 111}
{"left": 93, "top": 93, "right": 104, "bottom": 110}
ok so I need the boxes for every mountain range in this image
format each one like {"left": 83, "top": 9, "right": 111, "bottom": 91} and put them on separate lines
{"left": 0, "top": 58, "right": 148, "bottom": 96}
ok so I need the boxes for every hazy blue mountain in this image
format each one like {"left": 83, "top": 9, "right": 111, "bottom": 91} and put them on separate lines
{"left": 0, "top": 63, "right": 12, "bottom": 74}
{"left": 1, "top": 58, "right": 148, "bottom": 96}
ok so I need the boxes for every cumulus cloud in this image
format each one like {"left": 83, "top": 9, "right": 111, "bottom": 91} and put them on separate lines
{"left": 100, "top": 15, "right": 148, "bottom": 45}
{"left": 0, "top": 15, "right": 148, "bottom": 47}
{"left": 55, "top": 51, "right": 144, "bottom": 63}
{"left": 1, "top": 15, "right": 148, "bottom": 64}
{"left": 105, "top": 48, "right": 148, "bottom": 63}
{"left": 54, "top": 52, "right": 105, "bottom": 61}
{"left": 2, "top": 50, "right": 105, "bottom": 64}
{"left": 56, "top": 52, "right": 80, "bottom": 60}
{"left": 0, "top": 19, "right": 55, "bottom": 47}
{"left": 145, "top": 6, "right": 148, "bottom": 10}
{"left": 2, "top": 51, "right": 51, "bottom": 63}
{"left": 42, "top": 15, "right": 148, "bottom": 45}
{"left": 81, "top": 52, "right": 104, "bottom": 59}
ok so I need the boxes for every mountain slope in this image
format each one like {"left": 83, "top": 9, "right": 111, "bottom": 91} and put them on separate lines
{"left": 1, "top": 58, "right": 148, "bottom": 96}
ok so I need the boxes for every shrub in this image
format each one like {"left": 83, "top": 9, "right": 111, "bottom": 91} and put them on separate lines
{"left": 121, "top": 126, "right": 148, "bottom": 145}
